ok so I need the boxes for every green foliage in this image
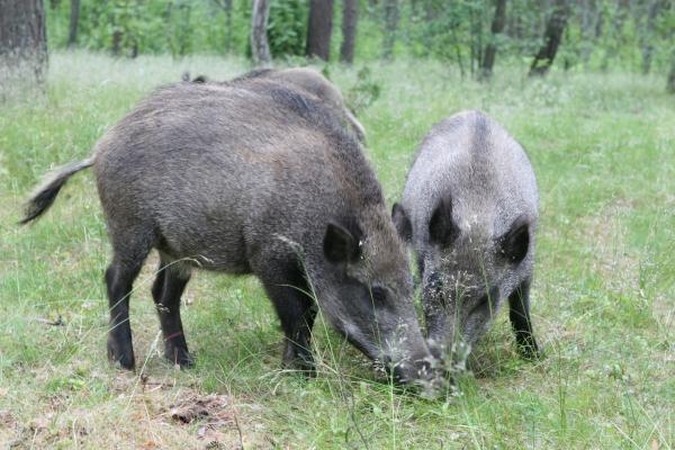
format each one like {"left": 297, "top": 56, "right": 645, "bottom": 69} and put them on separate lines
{"left": 407, "top": 0, "right": 492, "bottom": 76}
{"left": 344, "top": 65, "right": 381, "bottom": 114}
{"left": 43, "top": 0, "right": 675, "bottom": 77}
{"left": 267, "top": 0, "right": 309, "bottom": 58}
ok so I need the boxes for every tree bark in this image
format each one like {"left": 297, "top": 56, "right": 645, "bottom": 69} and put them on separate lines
{"left": 480, "top": 0, "right": 507, "bottom": 80}
{"left": 225, "top": 0, "right": 233, "bottom": 54}
{"left": 668, "top": 51, "right": 675, "bottom": 94}
{"left": 340, "top": 0, "right": 357, "bottom": 64}
{"left": 528, "top": 0, "right": 570, "bottom": 77}
{"left": 579, "top": 0, "right": 597, "bottom": 67}
{"left": 306, "top": 0, "right": 333, "bottom": 61}
{"left": 382, "top": 0, "right": 399, "bottom": 60}
{"left": 68, "top": 0, "right": 80, "bottom": 48}
{"left": 640, "top": 0, "right": 661, "bottom": 75}
{"left": 211, "top": 0, "right": 233, "bottom": 54}
{"left": 251, "top": 0, "right": 271, "bottom": 66}
{"left": 0, "top": 0, "right": 48, "bottom": 89}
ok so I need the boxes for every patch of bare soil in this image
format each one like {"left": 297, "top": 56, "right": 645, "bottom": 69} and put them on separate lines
{"left": 5, "top": 371, "right": 272, "bottom": 449}
{"left": 111, "top": 372, "right": 270, "bottom": 449}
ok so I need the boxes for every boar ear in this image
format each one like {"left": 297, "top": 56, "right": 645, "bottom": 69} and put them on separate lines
{"left": 392, "top": 203, "right": 412, "bottom": 242}
{"left": 429, "top": 198, "right": 458, "bottom": 247}
{"left": 499, "top": 218, "right": 530, "bottom": 263}
{"left": 324, "top": 222, "right": 361, "bottom": 264}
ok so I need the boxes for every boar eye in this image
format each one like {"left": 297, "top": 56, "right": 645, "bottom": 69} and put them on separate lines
{"left": 429, "top": 198, "right": 459, "bottom": 248}
{"left": 370, "top": 286, "right": 387, "bottom": 306}
{"left": 498, "top": 221, "right": 529, "bottom": 263}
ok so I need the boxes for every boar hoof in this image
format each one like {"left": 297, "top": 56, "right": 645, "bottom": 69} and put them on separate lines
{"left": 165, "top": 345, "right": 194, "bottom": 368}
{"left": 282, "top": 343, "right": 316, "bottom": 378}
{"left": 107, "top": 338, "right": 135, "bottom": 370}
{"left": 517, "top": 341, "right": 541, "bottom": 361}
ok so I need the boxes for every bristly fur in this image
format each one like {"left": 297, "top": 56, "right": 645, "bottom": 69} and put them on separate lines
{"left": 19, "top": 157, "right": 95, "bottom": 225}
{"left": 394, "top": 110, "right": 540, "bottom": 361}
{"left": 19, "top": 70, "right": 441, "bottom": 388}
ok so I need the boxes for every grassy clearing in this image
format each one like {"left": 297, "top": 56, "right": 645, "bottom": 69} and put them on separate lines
{"left": 1, "top": 52, "right": 674, "bottom": 449}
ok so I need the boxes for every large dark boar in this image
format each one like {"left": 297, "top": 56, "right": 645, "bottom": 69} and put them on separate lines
{"left": 393, "top": 110, "right": 540, "bottom": 362}
{"left": 21, "top": 80, "right": 439, "bottom": 386}
{"left": 193, "top": 67, "right": 366, "bottom": 143}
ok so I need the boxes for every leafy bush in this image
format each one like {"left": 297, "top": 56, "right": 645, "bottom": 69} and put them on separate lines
{"left": 268, "top": 0, "right": 309, "bottom": 58}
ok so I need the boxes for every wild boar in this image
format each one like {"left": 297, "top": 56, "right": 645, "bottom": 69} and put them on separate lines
{"left": 393, "top": 110, "right": 540, "bottom": 362}
{"left": 21, "top": 79, "right": 440, "bottom": 386}
{"left": 193, "top": 67, "right": 366, "bottom": 143}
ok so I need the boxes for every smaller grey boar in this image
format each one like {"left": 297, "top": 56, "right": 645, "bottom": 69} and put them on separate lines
{"left": 21, "top": 77, "right": 440, "bottom": 387}
{"left": 393, "top": 110, "right": 540, "bottom": 362}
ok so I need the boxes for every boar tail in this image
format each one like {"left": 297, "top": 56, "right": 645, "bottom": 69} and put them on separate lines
{"left": 19, "top": 156, "right": 95, "bottom": 225}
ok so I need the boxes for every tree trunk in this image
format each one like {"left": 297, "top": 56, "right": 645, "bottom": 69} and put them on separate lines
{"left": 251, "top": 0, "right": 271, "bottom": 66}
{"left": 601, "top": 0, "right": 628, "bottom": 70}
{"left": 667, "top": 51, "right": 675, "bottom": 94}
{"left": 340, "top": 0, "right": 357, "bottom": 64}
{"left": 0, "top": 0, "right": 48, "bottom": 91}
{"left": 382, "top": 0, "right": 399, "bottom": 60}
{"left": 528, "top": 0, "right": 570, "bottom": 77}
{"left": 640, "top": 0, "right": 660, "bottom": 75}
{"left": 480, "top": 0, "right": 506, "bottom": 81}
{"left": 225, "top": 0, "right": 233, "bottom": 54}
{"left": 68, "top": 0, "right": 80, "bottom": 48}
{"left": 306, "top": 0, "right": 333, "bottom": 61}
{"left": 579, "top": 0, "right": 597, "bottom": 67}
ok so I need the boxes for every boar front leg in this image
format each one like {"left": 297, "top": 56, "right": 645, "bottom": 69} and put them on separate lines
{"left": 261, "top": 260, "right": 317, "bottom": 376}
{"left": 508, "top": 278, "right": 540, "bottom": 360}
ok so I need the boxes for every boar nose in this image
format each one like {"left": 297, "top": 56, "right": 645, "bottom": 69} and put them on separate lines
{"left": 389, "top": 353, "right": 444, "bottom": 388}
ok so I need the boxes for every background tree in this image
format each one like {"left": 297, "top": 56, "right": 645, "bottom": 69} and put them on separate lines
{"left": 68, "top": 0, "right": 80, "bottom": 48}
{"left": 211, "top": 0, "right": 234, "bottom": 54}
{"left": 639, "top": 0, "right": 661, "bottom": 75}
{"left": 167, "top": 1, "right": 193, "bottom": 59}
{"left": 668, "top": 51, "right": 675, "bottom": 93}
{"left": 306, "top": 0, "right": 333, "bottom": 60}
{"left": 480, "top": 0, "right": 507, "bottom": 80}
{"left": 267, "top": 0, "right": 308, "bottom": 58}
{"left": 529, "top": 0, "right": 571, "bottom": 76}
{"left": 382, "top": 0, "right": 399, "bottom": 60}
{"left": 251, "top": 0, "right": 271, "bottom": 66}
{"left": 0, "top": 0, "right": 48, "bottom": 89}
{"left": 340, "top": 0, "right": 358, "bottom": 63}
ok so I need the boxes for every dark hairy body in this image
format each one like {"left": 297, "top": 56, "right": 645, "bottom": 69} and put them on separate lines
{"left": 21, "top": 73, "right": 440, "bottom": 386}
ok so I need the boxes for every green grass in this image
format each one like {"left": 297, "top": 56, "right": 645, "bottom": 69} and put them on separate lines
{"left": 1, "top": 52, "right": 674, "bottom": 448}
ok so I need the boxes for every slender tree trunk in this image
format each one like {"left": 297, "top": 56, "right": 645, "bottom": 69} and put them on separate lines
{"left": 579, "top": 0, "right": 597, "bottom": 67}
{"left": 382, "top": 0, "right": 399, "bottom": 60}
{"left": 67, "top": 0, "right": 80, "bottom": 48}
{"left": 601, "top": 0, "right": 628, "bottom": 70}
{"left": 251, "top": 0, "right": 271, "bottom": 66}
{"left": 340, "top": 0, "right": 358, "bottom": 64}
{"left": 667, "top": 51, "right": 675, "bottom": 94}
{"left": 0, "top": 0, "right": 48, "bottom": 90}
{"left": 480, "top": 0, "right": 507, "bottom": 81}
{"left": 225, "top": 0, "right": 233, "bottom": 54}
{"left": 529, "top": 0, "right": 570, "bottom": 77}
{"left": 306, "top": 0, "right": 333, "bottom": 61}
{"left": 640, "top": 0, "right": 660, "bottom": 75}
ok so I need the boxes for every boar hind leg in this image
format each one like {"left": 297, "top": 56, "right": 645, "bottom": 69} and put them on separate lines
{"left": 262, "top": 262, "right": 317, "bottom": 376}
{"left": 152, "top": 257, "right": 193, "bottom": 368}
{"left": 106, "top": 251, "right": 150, "bottom": 370}
{"left": 508, "top": 278, "right": 540, "bottom": 360}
